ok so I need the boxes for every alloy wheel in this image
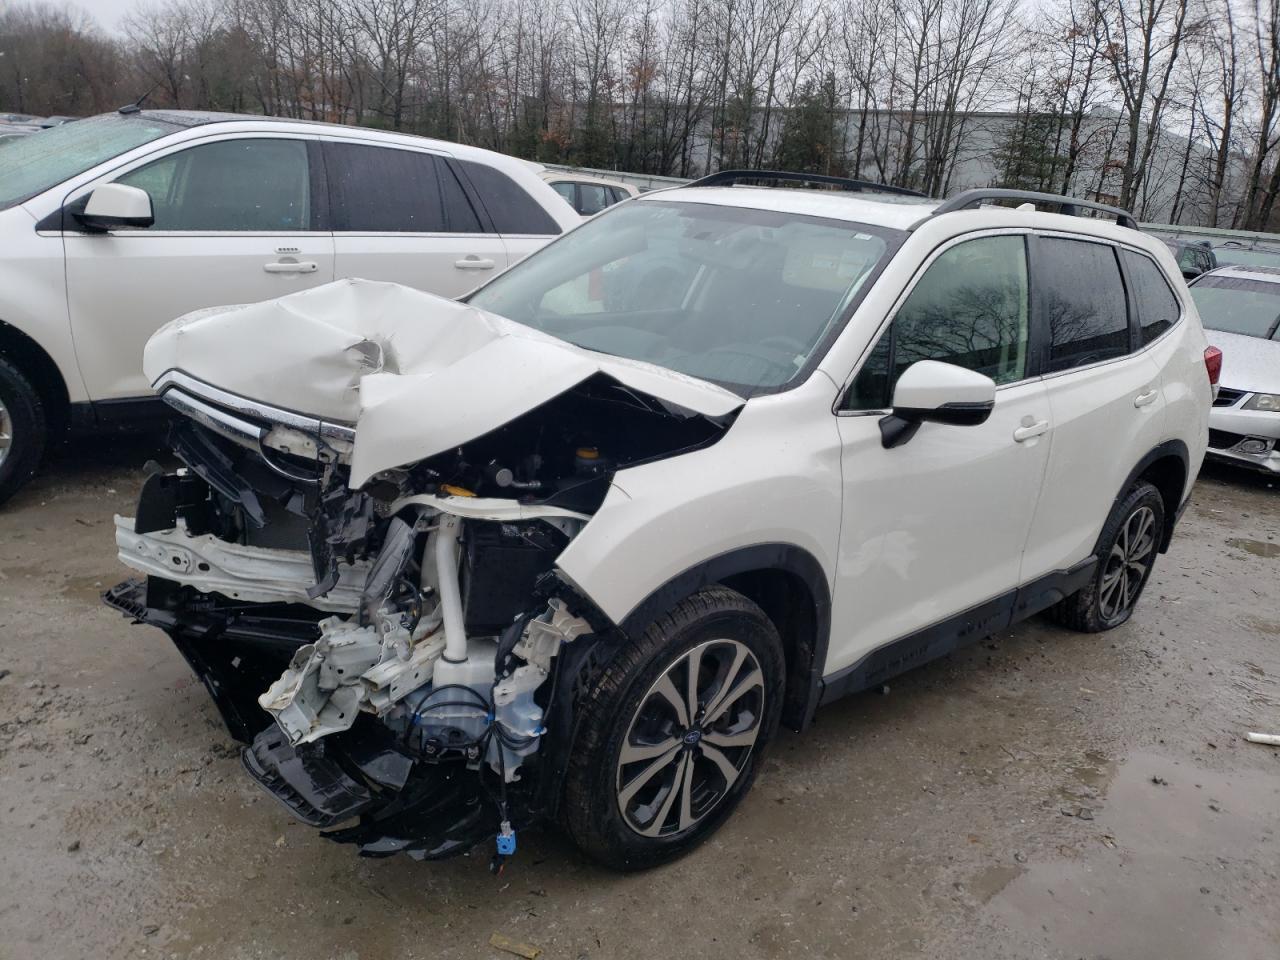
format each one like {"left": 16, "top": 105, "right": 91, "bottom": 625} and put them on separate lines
{"left": 1099, "top": 504, "right": 1157, "bottom": 621}
{"left": 0, "top": 396, "right": 11, "bottom": 471}
{"left": 615, "top": 639, "right": 764, "bottom": 838}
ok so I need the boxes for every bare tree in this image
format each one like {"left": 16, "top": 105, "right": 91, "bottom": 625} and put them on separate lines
{"left": 1092, "top": 0, "right": 1197, "bottom": 211}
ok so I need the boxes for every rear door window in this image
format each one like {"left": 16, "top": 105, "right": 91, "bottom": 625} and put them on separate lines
{"left": 1038, "top": 238, "right": 1130, "bottom": 371}
{"left": 579, "top": 183, "right": 612, "bottom": 216}
{"left": 325, "top": 141, "right": 480, "bottom": 233}
{"left": 1121, "top": 250, "right": 1181, "bottom": 345}
{"left": 326, "top": 141, "right": 440, "bottom": 232}
{"left": 115, "top": 138, "right": 310, "bottom": 231}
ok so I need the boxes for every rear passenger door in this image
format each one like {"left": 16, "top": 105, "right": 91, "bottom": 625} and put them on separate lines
{"left": 323, "top": 140, "right": 508, "bottom": 298}
{"left": 1020, "top": 235, "right": 1166, "bottom": 582}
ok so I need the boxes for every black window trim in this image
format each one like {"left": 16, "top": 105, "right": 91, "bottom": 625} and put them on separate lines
{"left": 835, "top": 227, "right": 1037, "bottom": 416}
{"left": 444, "top": 156, "right": 498, "bottom": 234}
{"left": 837, "top": 226, "right": 1189, "bottom": 415}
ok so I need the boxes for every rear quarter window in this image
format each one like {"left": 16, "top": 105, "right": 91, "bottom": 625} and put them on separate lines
{"left": 1121, "top": 250, "right": 1182, "bottom": 346}
{"left": 458, "top": 160, "right": 561, "bottom": 235}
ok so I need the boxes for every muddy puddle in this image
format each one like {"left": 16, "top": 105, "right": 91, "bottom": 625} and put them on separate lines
{"left": 1225, "top": 537, "right": 1280, "bottom": 558}
{"left": 988, "top": 751, "right": 1280, "bottom": 960}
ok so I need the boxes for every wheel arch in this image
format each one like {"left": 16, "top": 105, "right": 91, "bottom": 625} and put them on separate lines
{"left": 617, "top": 543, "right": 832, "bottom": 733}
{"left": 1111, "top": 439, "right": 1190, "bottom": 554}
{"left": 0, "top": 318, "right": 70, "bottom": 433}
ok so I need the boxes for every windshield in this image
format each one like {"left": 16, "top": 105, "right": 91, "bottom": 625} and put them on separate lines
{"left": 0, "top": 114, "right": 179, "bottom": 210}
{"left": 1190, "top": 276, "right": 1280, "bottom": 340}
{"left": 468, "top": 199, "right": 898, "bottom": 394}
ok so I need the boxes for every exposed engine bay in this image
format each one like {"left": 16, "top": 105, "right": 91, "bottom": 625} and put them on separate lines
{"left": 107, "top": 281, "right": 741, "bottom": 864}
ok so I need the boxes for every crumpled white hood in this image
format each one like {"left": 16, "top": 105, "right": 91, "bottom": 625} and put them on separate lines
{"left": 144, "top": 279, "right": 743, "bottom": 487}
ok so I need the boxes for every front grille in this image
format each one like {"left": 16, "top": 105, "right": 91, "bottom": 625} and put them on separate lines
{"left": 1214, "top": 387, "right": 1245, "bottom": 407}
{"left": 1208, "top": 428, "right": 1246, "bottom": 449}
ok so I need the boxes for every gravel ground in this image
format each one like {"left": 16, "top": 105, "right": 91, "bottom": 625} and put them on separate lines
{"left": 1, "top": 436, "right": 1277, "bottom": 960}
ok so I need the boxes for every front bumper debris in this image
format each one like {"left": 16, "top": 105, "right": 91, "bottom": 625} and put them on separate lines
{"left": 243, "top": 725, "right": 380, "bottom": 828}
{"left": 115, "top": 515, "right": 368, "bottom": 612}
{"left": 242, "top": 721, "right": 495, "bottom": 858}
{"left": 104, "top": 337, "right": 705, "bottom": 863}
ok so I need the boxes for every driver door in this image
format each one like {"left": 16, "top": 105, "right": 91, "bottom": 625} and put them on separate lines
{"left": 62, "top": 135, "right": 334, "bottom": 401}
{"left": 826, "top": 233, "right": 1053, "bottom": 678}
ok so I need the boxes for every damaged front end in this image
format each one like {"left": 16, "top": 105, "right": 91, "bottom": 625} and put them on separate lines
{"left": 107, "top": 290, "right": 738, "bottom": 862}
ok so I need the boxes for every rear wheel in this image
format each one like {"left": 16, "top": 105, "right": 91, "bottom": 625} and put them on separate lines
{"left": 0, "top": 357, "right": 46, "bottom": 508}
{"left": 1048, "top": 480, "right": 1165, "bottom": 632}
{"left": 562, "top": 586, "right": 784, "bottom": 871}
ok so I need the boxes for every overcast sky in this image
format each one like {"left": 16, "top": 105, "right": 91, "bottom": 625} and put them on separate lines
{"left": 67, "top": 0, "right": 137, "bottom": 33}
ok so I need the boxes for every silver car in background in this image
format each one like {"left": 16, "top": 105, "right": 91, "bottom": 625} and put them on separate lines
{"left": 1189, "top": 265, "right": 1280, "bottom": 474}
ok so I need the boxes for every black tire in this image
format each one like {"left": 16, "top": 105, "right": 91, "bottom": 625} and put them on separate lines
{"left": 0, "top": 356, "right": 46, "bottom": 508}
{"left": 1047, "top": 480, "right": 1165, "bottom": 633}
{"left": 562, "top": 585, "right": 785, "bottom": 871}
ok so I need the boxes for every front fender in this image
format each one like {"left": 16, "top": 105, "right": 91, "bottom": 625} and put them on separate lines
{"left": 0, "top": 206, "right": 87, "bottom": 402}
{"left": 554, "top": 375, "right": 843, "bottom": 629}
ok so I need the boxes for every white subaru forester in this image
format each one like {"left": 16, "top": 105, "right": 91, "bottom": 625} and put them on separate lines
{"left": 108, "top": 172, "right": 1214, "bottom": 871}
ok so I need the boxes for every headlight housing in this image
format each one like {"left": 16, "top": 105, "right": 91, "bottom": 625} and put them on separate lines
{"left": 1243, "top": 392, "right": 1280, "bottom": 412}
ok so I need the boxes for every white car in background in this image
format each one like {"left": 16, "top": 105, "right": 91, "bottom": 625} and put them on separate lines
{"left": 540, "top": 170, "right": 640, "bottom": 216}
{"left": 0, "top": 110, "right": 580, "bottom": 504}
{"left": 1188, "top": 264, "right": 1280, "bottom": 473}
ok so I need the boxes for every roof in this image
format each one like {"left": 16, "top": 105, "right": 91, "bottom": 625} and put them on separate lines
{"left": 133, "top": 109, "right": 461, "bottom": 151}
{"left": 540, "top": 170, "right": 637, "bottom": 192}
{"left": 138, "top": 109, "right": 262, "bottom": 128}
{"left": 1199, "top": 264, "right": 1280, "bottom": 283}
{"left": 645, "top": 184, "right": 938, "bottom": 231}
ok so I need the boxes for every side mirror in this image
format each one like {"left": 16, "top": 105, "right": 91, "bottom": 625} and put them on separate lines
{"left": 880, "top": 360, "right": 996, "bottom": 449}
{"left": 73, "top": 183, "right": 154, "bottom": 232}
{"left": 1181, "top": 267, "right": 1201, "bottom": 280}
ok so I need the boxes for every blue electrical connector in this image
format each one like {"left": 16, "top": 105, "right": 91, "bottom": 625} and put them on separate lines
{"left": 496, "top": 820, "right": 517, "bottom": 856}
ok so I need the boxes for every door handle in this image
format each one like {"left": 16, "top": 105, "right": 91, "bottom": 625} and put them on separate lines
{"left": 1133, "top": 388, "right": 1158, "bottom": 408}
{"left": 1013, "top": 418, "right": 1049, "bottom": 442}
{"left": 264, "top": 261, "right": 318, "bottom": 274}
{"left": 455, "top": 257, "right": 496, "bottom": 270}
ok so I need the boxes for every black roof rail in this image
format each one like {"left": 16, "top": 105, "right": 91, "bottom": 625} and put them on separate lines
{"left": 689, "top": 169, "right": 927, "bottom": 198}
{"left": 918, "top": 188, "right": 1139, "bottom": 230}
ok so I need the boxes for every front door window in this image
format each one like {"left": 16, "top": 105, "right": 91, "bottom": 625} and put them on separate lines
{"left": 845, "top": 234, "right": 1029, "bottom": 409}
{"left": 115, "top": 138, "right": 310, "bottom": 231}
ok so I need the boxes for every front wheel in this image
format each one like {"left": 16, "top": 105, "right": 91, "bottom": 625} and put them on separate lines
{"left": 0, "top": 357, "right": 47, "bottom": 508}
{"left": 562, "top": 586, "right": 784, "bottom": 871}
{"left": 1048, "top": 480, "right": 1165, "bottom": 632}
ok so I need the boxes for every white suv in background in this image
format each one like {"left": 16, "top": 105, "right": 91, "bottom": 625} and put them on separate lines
{"left": 0, "top": 110, "right": 579, "bottom": 504}
{"left": 108, "top": 174, "right": 1212, "bottom": 871}
{"left": 539, "top": 169, "right": 640, "bottom": 216}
